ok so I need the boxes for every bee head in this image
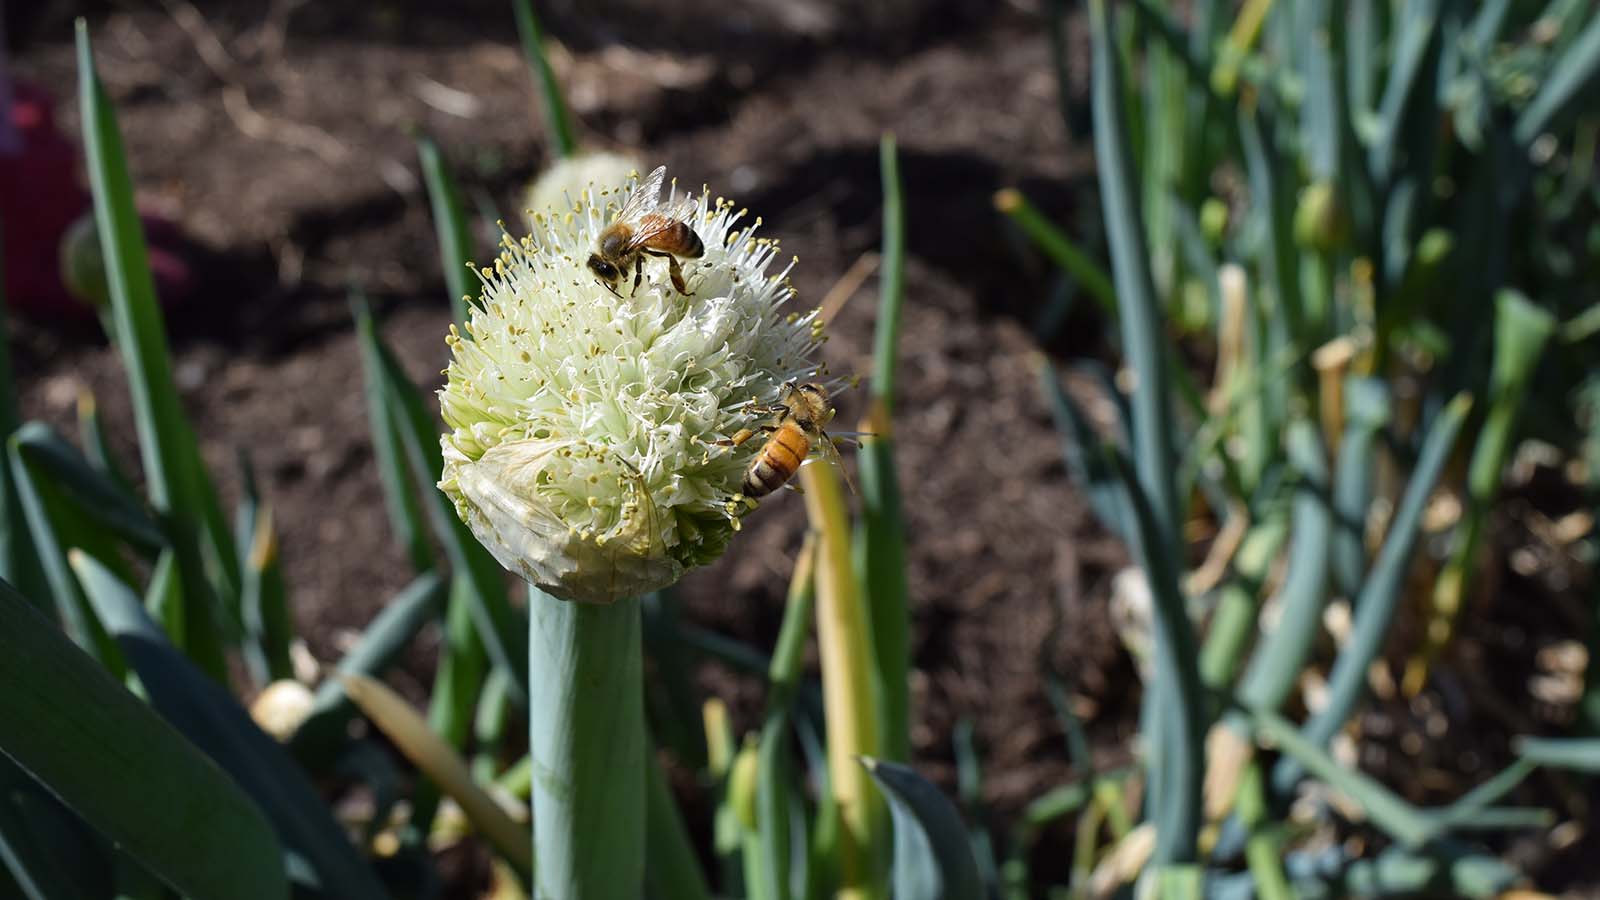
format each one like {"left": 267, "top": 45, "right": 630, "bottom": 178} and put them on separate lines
{"left": 587, "top": 254, "right": 621, "bottom": 286}
{"left": 781, "top": 381, "right": 831, "bottom": 426}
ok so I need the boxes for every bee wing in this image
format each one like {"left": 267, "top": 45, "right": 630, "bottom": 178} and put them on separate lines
{"left": 619, "top": 214, "right": 688, "bottom": 252}
{"left": 614, "top": 165, "right": 667, "bottom": 225}
{"left": 815, "top": 431, "right": 858, "bottom": 496}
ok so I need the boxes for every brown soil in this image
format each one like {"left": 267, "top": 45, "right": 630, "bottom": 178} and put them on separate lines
{"left": 9, "top": 0, "right": 1596, "bottom": 892}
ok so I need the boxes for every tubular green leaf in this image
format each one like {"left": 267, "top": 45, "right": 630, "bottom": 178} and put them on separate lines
{"left": 1367, "top": 0, "right": 1441, "bottom": 185}
{"left": 1104, "top": 446, "right": 1203, "bottom": 864}
{"left": 417, "top": 138, "right": 477, "bottom": 325}
{"left": 645, "top": 742, "right": 712, "bottom": 900}
{"left": 1275, "top": 392, "right": 1472, "bottom": 792}
{"left": 1091, "top": 0, "right": 1181, "bottom": 539}
{"left": 1341, "top": 845, "right": 1517, "bottom": 898}
{"left": 75, "top": 21, "right": 189, "bottom": 517}
{"left": 1252, "top": 707, "right": 1435, "bottom": 847}
{"left": 1035, "top": 355, "right": 1129, "bottom": 542}
{"left": 414, "top": 573, "right": 487, "bottom": 834}
{"left": 859, "top": 134, "right": 911, "bottom": 765}
{"left": 0, "top": 579, "right": 288, "bottom": 900}
{"left": 69, "top": 552, "right": 388, "bottom": 900}
{"left": 754, "top": 535, "right": 817, "bottom": 900}
{"left": 1091, "top": 0, "right": 1192, "bottom": 861}
{"left": 353, "top": 299, "right": 529, "bottom": 703}
{"left": 1235, "top": 762, "right": 1291, "bottom": 900}
{"left": 512, "top": 0, "right": 578, "bottom": 158}
{"left": 353, "top": 293, "right": 433, "bottom": 572}
{"left": 239, "top": 507, "right": 292, "bottom": 687}
{"left": 76, "top": 21, "right": 232, "bottom": 680}
{"left": 1413, "top": 293, "right": 1555, "bottom": 689}
{"left": 288, "top": 572, "right": 447, "bottom": 766}
{"left": 75, "top": 393, "right": 135, "bottom": 499}
{"left": 7, "top": 436, "right": 127, "bottom": 673}
{"left": 993, "top": 189, "right": 1118, "bottom": 318}
{"left": 860, "top": 758, "right": 982, "bottom": 900}
{"left": 1514, "top": 12, "right": 1600, "bottom": 146}
{"left": 1514, "top": 736, "right": 1600, "bottom": 772}
{"left": 1197, "top": 513, "right": 1289, "bottom": 693}
{"left": 1236, "top": 420, "right": 1331, "bottom": 713}
{"left": 1330, "top": 378, "right": 1390, "bottom": 598}
{"left": 12, "top": 425, "right": 163, "bottom": 555}
{"left": 1238, "top": 106, "right": 1304, "bottom": 351}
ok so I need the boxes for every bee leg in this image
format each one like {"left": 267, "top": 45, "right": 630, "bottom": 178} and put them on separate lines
{"left": 645, "top": 250, "right": 692, "bottom": 297}
{"left": 667, "top": 255, "right": 690, "bottom": 296}
{"left": 715, "top": 428, "right": 758, "bottom": 448}
{"left": 631, "top": 255, "right": 645, "bottom": 296}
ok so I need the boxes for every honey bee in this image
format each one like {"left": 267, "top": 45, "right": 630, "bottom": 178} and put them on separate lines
{"left": 587, "top": 165, "right": 705, "bottom": 296}
{"left": 722, "top": 381, "right": 854, "bottom": 499}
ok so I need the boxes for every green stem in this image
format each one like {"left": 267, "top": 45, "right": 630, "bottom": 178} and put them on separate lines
{"left": 861, "top": 134, "right": 910, "bottom": 766}
{"left": 527, "top": 593, "right": 645, "bottom": 899}
{"left": 512, "top": 0, "right": 578, "bottom": 158}
{"left": 801, "top": 462, "right": 886, "bottom": 900}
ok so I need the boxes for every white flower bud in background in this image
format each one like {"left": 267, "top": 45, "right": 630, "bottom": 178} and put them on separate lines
{"left": 524, "top": 151, "right": 642, "bottom": 225}
{"left": 439, "top": 167, "right": 824, "bottom": 603}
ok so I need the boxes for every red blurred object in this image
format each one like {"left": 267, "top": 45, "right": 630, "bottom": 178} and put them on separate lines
{"left": 1, "top": 79, "right": 191, "bottom": 323}
{"left": 1, "top": 80, "right": 89, "bottom": 319}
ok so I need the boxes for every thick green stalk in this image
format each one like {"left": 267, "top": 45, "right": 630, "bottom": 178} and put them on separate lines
{"left": 859, "top": 134, "right": 910, "bottom": 765}
{"left": 527, "top": 593, "right": 645, "bottom": 900}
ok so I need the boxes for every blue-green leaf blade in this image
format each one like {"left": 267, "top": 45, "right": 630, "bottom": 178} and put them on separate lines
{"left": 1514, "top": 736, "right": 1600, "bottom": 772}
{"left": 69, "top": 553, "right": 389, "bottom": 900}
{"left": 860, "top": 757, "right": 982, "bottom": 900}
{"left": 417, "top": 139, "right": 477, "bottom": 326}
{"left": 0, "top": 578, "right": 287, "bottom": 900}
{"left": 290, "top": 572, "right": 447, "bottom": 765}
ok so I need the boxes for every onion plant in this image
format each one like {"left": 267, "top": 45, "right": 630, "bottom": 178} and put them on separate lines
{"left": 0, "top": 11, "right": 958, "bottom": 900}
{"left": 1006, "top": 0, "right": 1600, "bottom": 895}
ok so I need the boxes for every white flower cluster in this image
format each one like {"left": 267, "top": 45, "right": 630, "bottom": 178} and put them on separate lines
{"left": 438, "top": 168, "right": 824, "bottom": 603}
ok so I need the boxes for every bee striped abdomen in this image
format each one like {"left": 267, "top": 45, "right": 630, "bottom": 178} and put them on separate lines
{"left": 640, "top": 215, "right": 704, "bottom": 258}
{"left": 743, "top": 423, "right": 811, "bottom": 497}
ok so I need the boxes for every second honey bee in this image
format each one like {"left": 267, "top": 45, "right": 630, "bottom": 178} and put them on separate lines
{"left": 721, "top": 381, "right": 848, "bottom": 499}
{"left": 587, "top": 165, "right": 704, "bottom": 296}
